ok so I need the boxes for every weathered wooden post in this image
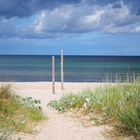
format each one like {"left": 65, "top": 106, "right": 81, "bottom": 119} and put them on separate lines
{"left": 61, "top": 49, "right": 64, "bottom": 90}
{"left": 52, "top": 56, "right": 55, "bottom": 94}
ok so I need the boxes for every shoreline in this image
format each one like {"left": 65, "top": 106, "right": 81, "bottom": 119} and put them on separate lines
{"left": 1, "top": 81, "right": 112, "bottom": 91}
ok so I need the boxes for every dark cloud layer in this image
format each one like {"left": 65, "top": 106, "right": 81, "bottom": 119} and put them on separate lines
{"left": 0, "top": 0, "right": 81, "bottom": 18}
{"left": 0, "top": 0, "right": 32, "bottom": 18}
{"left": 85, "top": 0, "right": 140, "bottom": 15}
{"left": 0, "top": 0, "right": 140, "bottom": 39}
{"left": 0, "top": 0, "right": 140, "bottom": 18}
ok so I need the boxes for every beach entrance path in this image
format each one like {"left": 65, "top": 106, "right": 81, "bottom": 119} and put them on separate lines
{"left": 12, "top": 82, "right": 110, "bottom": 140}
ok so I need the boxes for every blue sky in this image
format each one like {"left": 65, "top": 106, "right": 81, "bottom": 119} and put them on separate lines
{"left": 0, "top": 0, "right": 140, "bottom": 55}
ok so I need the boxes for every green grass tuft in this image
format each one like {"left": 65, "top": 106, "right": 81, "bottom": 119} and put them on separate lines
{"left": 0, "top": 83, "right": 45, "bottom": 139}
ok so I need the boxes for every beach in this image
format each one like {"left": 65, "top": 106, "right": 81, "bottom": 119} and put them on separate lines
{"left": 1, "top": 82, "right": 138, "bottom": 140}
{"left": 6, "top": 82, "right": 113, "bottom": 140}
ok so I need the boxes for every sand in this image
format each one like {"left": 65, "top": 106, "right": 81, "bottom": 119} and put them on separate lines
{"left": 6, "top": 82, "right": 119, "bottom": 140}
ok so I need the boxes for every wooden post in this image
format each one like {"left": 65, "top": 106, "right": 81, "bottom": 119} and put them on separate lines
{"left": 61, "top": 49, "right": 64, "bottom": 90}
{"left": 52, "top": 56, "right": 55, "bottom": 94}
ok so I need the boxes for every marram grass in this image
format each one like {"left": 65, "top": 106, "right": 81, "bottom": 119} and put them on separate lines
{"left": 48, "top": 82, "right": 140, "bottom": 136}
{"left": 0, "top": 83, "right": 45, "bottom": 139}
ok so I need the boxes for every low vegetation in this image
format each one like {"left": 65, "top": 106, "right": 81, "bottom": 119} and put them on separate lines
{"left": 48, "top": 82, "right": 140, "bottom": 136}
{"left": 0, "top": 83, "right": 45, "bottom": 139}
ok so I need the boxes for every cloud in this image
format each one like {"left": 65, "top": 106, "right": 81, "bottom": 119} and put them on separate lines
{"left": 0, "top": 17, "right": 17, "bottom": 38}
{"left": 0, "top": 0, "right": 32, "bottom": 18}
{"left": 0, "top": 0, "right": 140, "bottom": 39}
{"left": 82, "top": 0, "right": 140, "bottom": 15}
{"left": 34, "top": 4, "right": 99, "bottom": 33}
{"left": 0, "top": 0, "right": 140, "bottom": 18}
{"left": 133, "top": 26, "right": 140, "bottom": 33}
{"left": 33, "top": 2, "right": 140, "bottom": 34}
{"left": 0, "top": 0, "right": 81, "bottom": 18}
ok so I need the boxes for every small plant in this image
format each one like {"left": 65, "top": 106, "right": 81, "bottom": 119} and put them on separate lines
{"left": 15, "top": 96, "right": 41, "bottom": 109}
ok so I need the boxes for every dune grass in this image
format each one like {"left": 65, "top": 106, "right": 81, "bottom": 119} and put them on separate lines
{"left": 48, "top": 82, "right": 140, "bottom": 136}
{"left": 0, "top": 83, "right": 45, "bottom": 139}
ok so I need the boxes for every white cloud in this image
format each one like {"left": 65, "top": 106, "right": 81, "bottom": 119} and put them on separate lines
{"left": 34, "top": 5, "right": 76, "bottom": 33}
{"left": 33, "top": 2, "right": 140, "bottom": 34}
{"left": 34, "top": 4, "right": 103, "bottom": 33}
{"left": 100, "top": 3, "right": 140, "bottom": 33}
{"left": 34, "top": 12, "right": 46, "bottom": 33}
{"left": 133, "top": 26, "right": 140, "bottom": 33}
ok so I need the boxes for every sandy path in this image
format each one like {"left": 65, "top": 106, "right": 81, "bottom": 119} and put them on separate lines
{"left": 32, "top": 108, "right": 108, "bottom": 140}
{"left": 10, "top": 82, "right": 111, "bottom": 140}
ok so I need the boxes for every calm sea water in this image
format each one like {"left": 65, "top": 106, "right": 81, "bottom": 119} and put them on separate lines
{"left": 0, "top": 55, "right": 140, "bottom": 82}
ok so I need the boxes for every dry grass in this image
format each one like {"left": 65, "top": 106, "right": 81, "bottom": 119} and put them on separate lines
{"left": 0, "top": 83, "right": 45, "bottom": 139}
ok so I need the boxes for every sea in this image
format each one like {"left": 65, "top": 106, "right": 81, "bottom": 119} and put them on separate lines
{"left": 0, "top": 55, "right": 140, "bottom": 82}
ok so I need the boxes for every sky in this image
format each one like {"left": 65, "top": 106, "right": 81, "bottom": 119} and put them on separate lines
{"left": 0, "top": 0, "right": 140, "bottom": 55}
